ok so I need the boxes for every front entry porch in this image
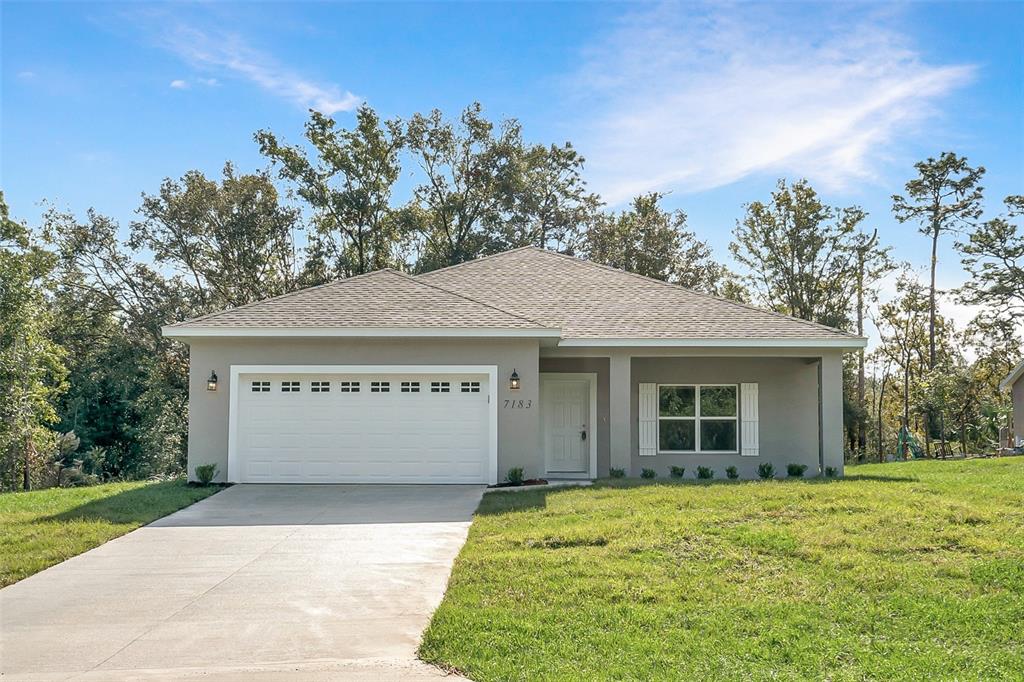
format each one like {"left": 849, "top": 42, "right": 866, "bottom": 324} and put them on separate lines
{"left": 539, "top": 348, "right": 845, "bottom": 480}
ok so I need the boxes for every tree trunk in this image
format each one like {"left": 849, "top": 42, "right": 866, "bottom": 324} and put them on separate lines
{"left": 928, "top": 226, "right": 938, "bottom": 370}
{"left": 857, "top": 256, "right": 866, "bottom": 458}
{"left": 877, "top": 374, "right": 888, "bottom": 462}
{"left": 22, "top": 439, "right": 32, "bottom": 491}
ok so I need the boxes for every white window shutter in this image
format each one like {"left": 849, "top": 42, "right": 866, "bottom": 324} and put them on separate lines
{"left": 741, "top": 382, "right": 759, "bottom": 456}
{"left": 639, "top": 383, "right": 658, "bottom": 457}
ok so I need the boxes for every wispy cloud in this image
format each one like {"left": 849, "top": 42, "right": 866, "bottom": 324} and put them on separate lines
{"left": 571, "top": 3, "right": 975, "bottom": 203}
{"left": 157, "top": 22, "right": 359, "bottom": 114}
{"left": 169, "top": 76, "right": 218, "bottom": 90}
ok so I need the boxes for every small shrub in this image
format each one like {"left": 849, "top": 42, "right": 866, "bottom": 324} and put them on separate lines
{"left": 195, "top": 463, "right": 219, "bottom": 485}
{"left": 506, "top": 467, "right": 525, "bottom": 485}
{"left": 641, "top": 468, "right": 657, "bottom": 479}
{"left": 669, "top": 466, "right": 686, "bottom": 479}
{"left": 787, "top": 463, "right": 808, "bottom": 478}
{"left": 696, "top": 466, "right": 714, "bottom": 480}
{"left": 60, "top": 466, "right": 98, "bottom": 488}
{"left": 725, "top": 465, "right": 739, "bottom": 479}
{"left": 825, "top": 466, "right": 838, "bottom": 477}
{"left": 757, "top": 462, "right": 775, "bottom": 480}
{"left": 609, "top": 468, "right": 625, "bottom": 478}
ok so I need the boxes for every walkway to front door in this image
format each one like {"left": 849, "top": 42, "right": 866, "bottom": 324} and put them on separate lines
{"left": 0, "top": 485, "right": 482, "bottom": 680}
{"left": 540, "top": 372, "right": 597, "bottom": 477}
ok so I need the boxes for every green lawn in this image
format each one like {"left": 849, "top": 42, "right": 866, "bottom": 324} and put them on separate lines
{"left": 0, "top": 479, "right": 220, "bottom": 587}
{"left": 420, "top": 459, "right": 1024, "bottom": 681}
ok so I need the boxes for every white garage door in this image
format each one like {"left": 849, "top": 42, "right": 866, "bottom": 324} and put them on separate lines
{"left": 233, "top": 371, "right": 491, "bottom": 483}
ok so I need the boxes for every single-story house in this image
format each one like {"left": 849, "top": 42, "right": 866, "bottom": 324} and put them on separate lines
{"left": 1000, "top": 360, "right": 1024, "bottom": 447}
{"left": 163, "top": 247, "right": 866, "bottom": 484}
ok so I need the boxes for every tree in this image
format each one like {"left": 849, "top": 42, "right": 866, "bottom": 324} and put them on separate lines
{"left": 850, "top": 228, "right": 894, "bottom": 456}
{"left": 730, "top": 179, "right": 862, "bottom": 329}
{"left": 43, "top": 208, "right": 193, "bottom": 476}
{"left": 585, "top": 193, "right": 729, "bottom": 293}
{"left": 873, "top": 273, "right": 931, "bottom": 453}
{"left": 958, "top": 195, "right": 1024, "bottom": 320}
{"left": 892, "top": 152, "right": 985, "bottom": 370}
{"left": 0, "top": 193, "right": 68, "bottom": 490}
{"left": 495, "top": 141, "right": 602, "bottom": 254}
{"left": 132, "top": 163, "right": 303, "bottom": 308}
{"left": 403, "top": 103, "right": 525, "bottom": 270}
{"left": 257, "top": 106, "right": 404, "bottom": 279}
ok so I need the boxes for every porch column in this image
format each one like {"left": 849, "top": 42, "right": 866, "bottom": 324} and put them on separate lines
{"left": 819, "top": 351, "right": 845, "bottom": 475}
{"left": 609, "top": 350, "right": 632, "bottom": 473}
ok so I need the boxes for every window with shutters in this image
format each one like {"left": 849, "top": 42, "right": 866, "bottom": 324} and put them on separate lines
{"left": 658, "top": 384, "right": 737, "bottom": 453}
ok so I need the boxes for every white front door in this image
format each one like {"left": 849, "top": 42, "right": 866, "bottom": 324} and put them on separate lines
{"left": 541, "top": 375, "right": 593, "bottom": 474}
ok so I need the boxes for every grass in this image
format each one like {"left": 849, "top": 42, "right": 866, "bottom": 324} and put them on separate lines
{"left": 420, "top": 459, "right": 1024, "bottom": 681}
{"left": 0, "top": 479, "right": 221, "bottom": 587}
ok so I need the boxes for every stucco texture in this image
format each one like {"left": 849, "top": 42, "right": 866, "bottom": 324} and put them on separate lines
{"left": 1013, "top": 376, "right": 1024, "bottom": 444}
{"left": 630, "top": 355, "right": 839, "bottom": 478}
{"left": 187, "top": 337, "right": 541, "bottom": 482}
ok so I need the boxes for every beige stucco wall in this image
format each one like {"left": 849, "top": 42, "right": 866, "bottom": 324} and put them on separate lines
{"left": 185, "top": 337, "right": 541, "bottom": 482}
{"left": 630, "top": 355, "right": 827, "bottom": 478}
{"left": 1013, "top": 376, "right": 1024, "bottom": 444}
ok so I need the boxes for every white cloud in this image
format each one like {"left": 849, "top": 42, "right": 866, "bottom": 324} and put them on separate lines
{"left": 16, "top": 70, "right": 37, "bottom": 80}
{"left": 158, "top": 24, "right": 359, "bottom": 114}
{"left": 571, "top": 3, "right": 975, "bottom": 203}
{"left": 169, "top": 77, "right": 218, "bottom": 89}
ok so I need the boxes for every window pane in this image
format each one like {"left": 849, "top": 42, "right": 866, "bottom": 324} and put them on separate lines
{"left": 659, "top": 420, "right": 695, "bottom": 451}
{"left": 700, "top": 386, "right": 737, "bottom": 417}
{"left": 700, "top": 420, "right": 737, "bottom": 451}
{"left": 659, "top": 386, "right": 695, "bottom": 417}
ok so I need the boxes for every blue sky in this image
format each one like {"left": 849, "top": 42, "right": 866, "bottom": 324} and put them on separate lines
{"left": 2, "top": 1, "right": 1022, "bottom": 341}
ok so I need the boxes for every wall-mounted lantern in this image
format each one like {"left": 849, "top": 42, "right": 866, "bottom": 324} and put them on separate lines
{"left": 509, "top": 368, "right": 521, "bottom": 391}
{"left": 207, "top": 370, "right": 219, "bottom": 392}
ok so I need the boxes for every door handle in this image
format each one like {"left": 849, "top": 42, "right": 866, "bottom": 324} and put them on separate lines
{"left": 581, "top": 429, "right": 587, "bottom": 441}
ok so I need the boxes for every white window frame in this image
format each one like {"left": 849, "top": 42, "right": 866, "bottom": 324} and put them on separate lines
{"left": 657, "top": 383, "right": 739, "bottom": 454}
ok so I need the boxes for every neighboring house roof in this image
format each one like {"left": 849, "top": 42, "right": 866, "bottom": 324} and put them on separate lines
{"left": 1000, "top": 360, "right": 1024, "bottom": 391}
{"left": 164, "top": 247, "right": 865, "bottom": 348}
{"left": 163, "top": 269, "right": 557, "bottom": 337}
{"left": 421, "top": 247, "right": 862, "bottom": 346}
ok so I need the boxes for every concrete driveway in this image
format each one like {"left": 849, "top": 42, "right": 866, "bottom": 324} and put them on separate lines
{"left": 0, "top": 484, "right": 483, "bottom": 680}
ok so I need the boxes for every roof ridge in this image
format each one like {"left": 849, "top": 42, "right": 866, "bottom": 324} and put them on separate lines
{"left": 526, "top": 248, "right": 860, "bottom": 339}
{"left": 385, "top": 269, "right": 554, "bottom": 329}
{"left": 415, "top": 245, "right": 540, "bottom": 278}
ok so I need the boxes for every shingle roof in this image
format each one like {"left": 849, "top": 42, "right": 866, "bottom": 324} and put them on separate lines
{"left": 419, "top": 247, "right": 860, "bottom": 341}
{"left": 166, "top": 247, "right": 863, "bottom": 345}
{"left": 166, "top": 269, "right": 552, "bottom": 330}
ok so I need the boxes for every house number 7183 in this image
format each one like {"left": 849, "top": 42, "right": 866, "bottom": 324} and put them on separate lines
{"left": 504, "top": 399, "right": 532, "bottom": 409}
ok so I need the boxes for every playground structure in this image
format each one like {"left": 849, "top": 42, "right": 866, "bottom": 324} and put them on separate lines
{"left": 894, "top": 426, "right": 925, "bottom": 460}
